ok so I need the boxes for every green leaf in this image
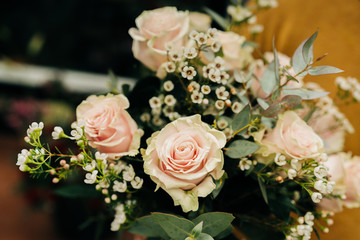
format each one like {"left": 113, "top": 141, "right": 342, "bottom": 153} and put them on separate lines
{"left": 152, "top": 212, "right": 195, "bottom": 240}
{"left": 268, "top": 194, "right": 292, "bottom": 224}
{"left": 259, "top": 61, "right": 277, "bottom": 94}
{"left": 203, "top": 7, "right": 229, "bottom": 30}
{"left": 257, "top": 98, "right": 269, "bottom": 110}
{"left": 281, "top": 95, "right": 302, "bottom": 108}
{"left": 191, "top": 222, "right": 203, "bottom": 239}
{"left": 262, "top": 102, "right": 281, "bottom": 118}
{"left": 53, "top": 185, "right": 100, "bottom": 198}
{"left": 231, "top": 105, "right": 250, "bottom": 133}
{"left": 128, "top": 215, "right": 169, "bottom": 239}
{"left": 226, "top": 140, "right": 260, "bottom": 159}
{"left": 273, "top": 39, "right": 280, "bottom": 86}
{"left": 122, "top": 84, "right": 131, "bottom": 96}
{"left": 302, "top": 30, "right": 318, "bottom": 64}
{"left": 213, "top": 225, "right": 233, "bottom": 240}
{"left": 282, "top": 87, "right": 329, "bottom": 100}
{"left": 193, "top": 212, "right": 235, "bottom": 238}
{"left": 258, "top": 176, "right": 268, "bottom": 204}
{"left": 292, "top": 41, "right": 307, "bottom": 74}
{"left": 308, "top": 65, "right": 343, "bottom": 75}
{"left": 198, "top": 233, "right": 214, "bottom": 240}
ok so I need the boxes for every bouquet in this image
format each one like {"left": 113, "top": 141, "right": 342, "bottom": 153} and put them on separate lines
{"left": 16, "top": 1, "right": 360, "bottom": 239}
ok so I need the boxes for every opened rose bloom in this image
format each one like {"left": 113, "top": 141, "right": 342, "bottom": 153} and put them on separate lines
{"left": 76, "top": 94, "right": 143, "bottom": 160}
{"left": 255, "top": 111, "right": 323, "bottom": 161}
{"left": 128, "top": 7, "right": 190, "bottom": 71}
{"left": 142, "top": 114, "right": 226, "bottom": 212}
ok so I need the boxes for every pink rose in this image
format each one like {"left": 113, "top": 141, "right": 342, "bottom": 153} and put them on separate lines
{"left": 142, "top": 115, "right": 226, "bottom": 212}
{"left": 259, "top": 111, "right": 323, "bottom": 159}
{"left": 189, "top": 12, "right": 211, "bottom": 32}
{"left": 128, "top": 7, "right": 190, "bottom": 71}
{"left": 251, "top": 52, "right": 303, "bottom": 99}
{"left": 217, "top": 31, "right": 253, "bottom": 70}
{"left": 76, "top": 94, "right": 143, "bottom": 160}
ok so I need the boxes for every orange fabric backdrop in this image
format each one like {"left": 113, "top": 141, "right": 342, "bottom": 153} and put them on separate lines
{"left": 255, "top": 1, "right": 360, "bottom": 239}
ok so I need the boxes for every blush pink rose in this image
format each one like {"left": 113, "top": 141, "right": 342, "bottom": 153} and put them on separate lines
{"left": 251, "top": 52, "right": 303, "bottom": 99}
{"left": 259, "top": 111, "right": 323, "bottom": 160}
{"left": 217, "top": 31, "right": 253, "bottom": 70}
{"left": 142, "top": 114, "right": 226, "bottom": 212}
{"left": 76, "top": 94, "right": 143, "bottom": 160}
{"left": 128, "top": 7, "right": 190, "bottom": 71}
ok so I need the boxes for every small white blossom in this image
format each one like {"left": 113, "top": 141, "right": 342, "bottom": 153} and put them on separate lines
{"left": 51, "top": 126, "right": 64, "bottom": 140}
{"left": 151, "top": 107, "right": 162, "bottom": 116}
{"left": 200, "top": 85, "right": 210, "bottom": 95}
{"left": 169, "top": 112, "right": 181, "bottom": 121}
{"left": 217, "top": 118, "right": 228, "bottom": 130}
{"left": 152, "top": 116, "right": 165, "bottom": 126}
{"left": 291, "top": 159, "right": 302, "bottom": 171}
{"left": 140, "top": 112, "right": 151, "bottom": 122}
{"left": 231, "top": 102, "right": 243, "bottom": 113}
{"left": 314, "top": 165, "right": 328, "bottom": 179}
{"left": 163, "top": 80, "right": 174, "bottom": 92}
{"left": 149, "top": 96, "right": 162, "bottom": 108}
{"left": 95, "top": 151, "right": 108, "bottom": 162}
{"left": 83, "top": 160, "right": 97, "bottom": 172}
{"left": 216, "top": 86, "right": 229, "bottom": 100}
{"left": 164, "top": 95, "right": 177, "bottom": 106}
{"left": 188, "top": 81, "right": 200, "bottom": 92}
{"left": 131, "top": 176, "right": 144, "bottom": 189}
{"left": 311, "top": 192, "right": 323, "bottom": 203}
{"left": 287, "top": 169, "right": 297, "bottom": 180}
{"left": 314, "top": 180, "right": 327, "bottom": 194}
{"left": 97, "top": 179, "right": 110, "bottom": 189}
{"left": 184, "top": 47, "right": 197, "bottom": 59}
{"left": 274, "top": 153, "right": 287, "bottom": 166}
{"left": 123, "top": 165, "right": 135, "bottom": 181}
{"left": 17, "top": 149, "right": 30, "bottom": 171}
{"left": 113, "top": 161, "right": 127, "bottom": 174}
{"left": 165, "top": 61, "right": 176, "bottom": 73}
{"left": 208, "top": 68, "right": 221, "bottom": 82}
{"left": 227, "top": 5, "right": 252, "bottom": 22}
{"left": 189, "top": 30, "right": 199, "bottom": 39}
{"left": 250, "top": 24, "right": 264, "bottom": 34}
{"left": 215, "top": 100, "right": 225, "bottom": 110}
{"left": 70, "top": 127, "right": 83, "bottom": 140}
{"left": 304, "top": 212, "right": 315, "bottom": 226}
{"left": 207, "top": 28, "right": 218, "bottom": 39}
{"left": 214, "top": 56, "right": 225, "bottom": 70}
{"left": 84, "top": 170, "right": 98, "bottom": 184}
{"left": 239, "top": 158, "right": 252, "bottom": 171}
{"left": 211, "top": 41, "right": 221, "bottom": 52}
{"left": 195, "top": 32, "right": 208, "bottom": 45}
{"left": 27, "top": 122, "right": 44, "bottom": 137}
{"left": 169, "top": 50, "right": 183, "bottom": 62}
{"left": 181, "top": 66, "right": 197, "bottom": 80}
{"left": 223, "top": 128, "right": 233, "bottom": 139}
{"left": 113, "top": 180, "right": 127, "bottom": 193}
{"left": 110, "top": 203, "right": 126, "bottom": 231}
{"left": 191, "top": 91, "right": 204, "bottom": 104}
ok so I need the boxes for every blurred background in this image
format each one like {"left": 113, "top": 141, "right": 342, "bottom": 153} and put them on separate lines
{"left": 1, "top": 0, "right": 360, "bottom": 239}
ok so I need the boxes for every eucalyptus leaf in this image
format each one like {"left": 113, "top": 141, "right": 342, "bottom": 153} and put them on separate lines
{"left": 273, "top": 39, "right": 280, "bottom": 86}
{"left": 191, "top": 222, "right": 203, "bottom": 239}
{"left": 259, "top": 61, "right": 276, "bottom": 94}
{"left": 292, "top": 40, "right": 307, "bottom": 74}
{"left": 282, "top": 87, "right": 329, "bottom": 100}
{"left": 129, "top": 215, "right": 169, "bottom": 239}
{"left": 257, "top": 98, "right": 269, "bottom": 110}
{"left": 262, "top": 102, "right": 281, "bottom": 118}
{"left": 231, "top": 105, "right": 250, "bottom": 133}
{"left": 214, "top": 225, "right": 233, "bottom": 240}
{"left": 226, "top": 140, "right": 260, "bottom": 159}
{"left": 193, "top": 212, "right": 235, "bottom": 238}
{"left": 152, "top": 212, "right": 194, "bottom": 240}
{"left": 203, "top": 7, "right": 229, "bottom": 30}
{"left": 258, "top": 176, "right": 268, "bottom": 204}
{"left": 302, "top": 30, "right": 318, "bottom": 64}
{"left": 281, "top": 95, "right": 302, "bottom": 108}
{"left": 308, "top": 65, "right": 343, "bottom": 75}
{"left": 211, "top": 173, "right": 227, "bottom": 199}
{"left": 198, "top": 233, "right": 214, "bottom": 240}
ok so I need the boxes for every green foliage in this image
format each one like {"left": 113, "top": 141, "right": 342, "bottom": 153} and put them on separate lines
{"left": 281, "top": 95, "right": 302, "bottom": 108}
{"left": 203, "top": 7, "right": 230, "bottom": 30}
{"left": 262, "top": 102, "right": 281, "bottom": 118}
{"left": 308, "top": 66, "right": 343, "bottom": 75}
{"left": 226, "top": 140, "right": 260, "bottom": 159}
{"left": 231, "top": 105, "right": 250, "bottom": 133}
{"left": 129, "top": 212, "right": 234, "bottom": 240}
{"left": 282, "top": 87, "right": 329, "bottom": 100}
{"left": 292, "top": 30, "right": 318, "bottom": 75}
{"left": 259, "top": 61, "right": 277, "bottom": 94}
{"left": 257, "top": 176, "right": 268, "bottom": 204}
